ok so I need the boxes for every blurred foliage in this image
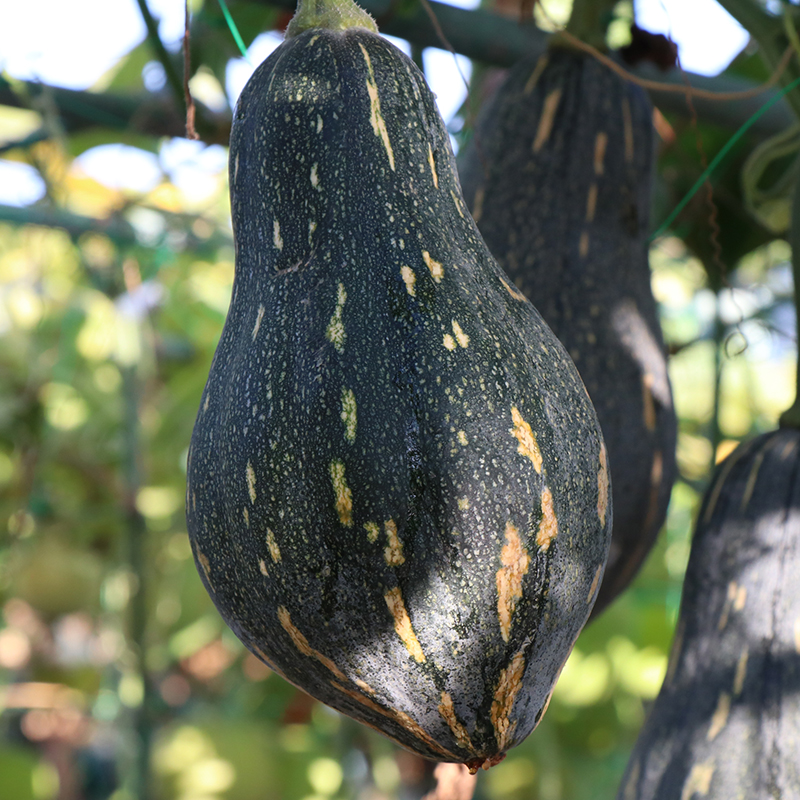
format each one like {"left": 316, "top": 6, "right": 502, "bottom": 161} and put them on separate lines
{"left": 0, "top": 0, "right": 798, "bottom": 799}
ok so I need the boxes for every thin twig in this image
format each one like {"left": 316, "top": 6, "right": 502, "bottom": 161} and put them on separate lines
{"left": 183, "top": 0, "right": 200, "bottom": 140}
{"left": 418, "top": 0, "right": 471, "bottom": 95}
{"left": 416, "top": 0, "right": 489, "bottom": 183}
{"left": 555, "top": 28, "right": 795, "bottom": 102}
{"left": 135, "top": 0, "right": 186, "bottom": 112}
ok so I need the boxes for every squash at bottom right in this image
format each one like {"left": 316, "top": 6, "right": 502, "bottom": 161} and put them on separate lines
{"left": 618, "top": 429, "right": 800, "bottom": 799}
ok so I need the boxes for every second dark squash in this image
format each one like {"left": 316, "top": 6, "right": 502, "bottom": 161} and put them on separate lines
{"left": 459, "top": 47, "right": 677, "bottom": 616}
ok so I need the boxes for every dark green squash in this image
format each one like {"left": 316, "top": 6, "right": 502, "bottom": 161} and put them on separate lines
{"left": 186, "top": 0, "right": 612, "bottom": 768}
{"left": 458, "top": 47, "right": 677, "bottom": 617}
{"left": 617, "top": 429, "right": 800, "bottom": 799}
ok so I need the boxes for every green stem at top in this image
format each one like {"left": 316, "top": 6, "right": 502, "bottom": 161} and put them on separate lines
{"left": 780, "top": 177, "right": 800, "bottom": 429}
{"left": 563, "top": 0, "right": 617, "bottom": 51}
{"left": 286, "top": 0, "right": 377, "bottom": 38}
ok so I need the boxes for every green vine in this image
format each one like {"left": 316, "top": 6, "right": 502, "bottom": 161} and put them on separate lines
{"left": 741, "top": 122, "right": 800, "bottom": 231}
{"left": 715, "top": 0, "right": 800, "bottom": 120}
{"left": 784, "top": 4, "right": 800, "bottom": 59}
{"left": 712, "top": 2, "right": 800, "bottom": 429}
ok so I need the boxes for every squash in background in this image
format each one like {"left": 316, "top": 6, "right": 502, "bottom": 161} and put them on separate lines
{"left": 186, "top": 0, "right": 611, "bottom": 769}
{"left": 458, "top": 47, "right": 677, "bottom": 617}
{"left": 617, "top": 429, "right": 800, "bottom": 798}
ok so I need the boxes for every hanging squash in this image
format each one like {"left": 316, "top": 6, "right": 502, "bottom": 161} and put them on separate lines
{"left": 619, "top": 162, "right": 800, "bottom": 800}
{"left": 186, "top": 0, "right": 612, "bottom": 769}
{"left": 458, "top": 47, "right": 677, "bottom": 616}
{"left": 617, "top": 429, "right": 800, "bottom": 797}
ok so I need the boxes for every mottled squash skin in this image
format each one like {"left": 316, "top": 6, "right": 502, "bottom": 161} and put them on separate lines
{"left": 186, "top": 26, "right": 612, "bottom": 766}
{"left": 458, "top": 48, "right": 677, "bottom": 617}
{"left": 618, "top": 430, "right": 800, "bottom": 798}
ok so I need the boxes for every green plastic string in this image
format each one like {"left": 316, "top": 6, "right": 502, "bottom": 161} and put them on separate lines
{"left": 217, "top": 0, "right": 251, "bottom": 61}
{"left": 651, "top": 74, "right": 800, "bottom": 242}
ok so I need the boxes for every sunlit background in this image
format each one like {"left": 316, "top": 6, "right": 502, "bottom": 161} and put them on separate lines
{"left": 0, "top": 0, "right": 749, "bottom": 205}
{"left": 0, "top": 1, "right": 795, "bottom": 799}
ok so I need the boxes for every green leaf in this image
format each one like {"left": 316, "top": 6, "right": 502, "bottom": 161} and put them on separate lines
{"left": 102, "top": 40, "right": 152, "bottom": 93}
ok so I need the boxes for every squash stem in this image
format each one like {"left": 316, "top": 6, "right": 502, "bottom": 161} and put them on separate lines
{"left": 286, "top": 0, "right": 377, "bottom": 37}
{"left": 780, "top": 178, "right": 800, "bottom": 429}
{"left": 563, "top": 0, "right": 617, "bottom": 51}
